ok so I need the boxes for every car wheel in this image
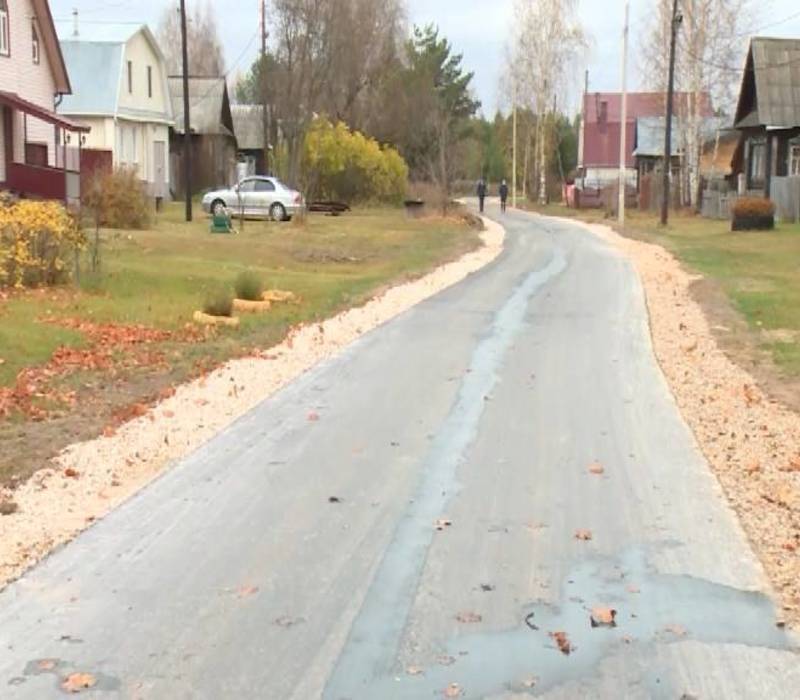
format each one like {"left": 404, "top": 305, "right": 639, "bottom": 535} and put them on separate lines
{"left": 269, "top": 203, "right": 287, "bottom": 222}
{"left": 211, "top": 199, "right": 227, "bottom": 217}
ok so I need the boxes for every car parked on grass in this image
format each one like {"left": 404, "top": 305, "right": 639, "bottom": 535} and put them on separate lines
{"left": 201, "top": 177, "right": 305, "bottom": 221}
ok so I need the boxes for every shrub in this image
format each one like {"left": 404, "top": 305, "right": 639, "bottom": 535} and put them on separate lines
{"left": 83, "top": 167, "right": 150, "bottom": 231}
{"left": 0, "top": 200, "right": 85, "bottom": 288}
{"left": 303, "top": 117, "right": 408, "bottom": 205}
{"left": 732, "top": 197, "right": 776, "bottom": 218}
{"left": 234, "top": 270, "right": 264, "bottom": 301}
{"left": 203, "top": 289, "right": 234, "bottom": 317}
{"left": 731, "top": 197, "right": 775, "bottom": 231}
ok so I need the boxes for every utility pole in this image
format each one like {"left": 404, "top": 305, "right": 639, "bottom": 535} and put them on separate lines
{"left": 512, "top": 80, "right": 517, "bottom": 209}
{"left": 180, "top": 0, "right": 192, "bottom": 221}
{"left": 260, "top": 0, "right": 270, "bottom": 175}
{"left": 661, "top": 0, "right": 682, "bottom": 226}
{"left": 618, "top": 0, "right": 629, "bottom": 226}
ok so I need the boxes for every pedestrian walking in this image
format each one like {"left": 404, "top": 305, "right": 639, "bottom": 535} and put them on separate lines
{"left": 476, "top": 178, "right": 487, "bottom": 213}
{"left": 499, "top": 179, "right": 509, "bottom": 213}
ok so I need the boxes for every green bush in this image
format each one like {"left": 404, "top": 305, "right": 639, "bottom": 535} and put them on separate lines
{"left": 203, "top": 289, "right": 234, "bottom": 317}
{"left": 234, "top": 270, "right": 264, "bottom": 301}
{"left": 303, "top": 117, "right": 408, "bottom": 205}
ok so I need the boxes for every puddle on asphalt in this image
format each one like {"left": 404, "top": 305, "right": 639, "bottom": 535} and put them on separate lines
{"left": 14, "top": 658, "right": 120, "bottom": 694}
{"left": 342, "top": 549, "right": 795, "bottom": 700}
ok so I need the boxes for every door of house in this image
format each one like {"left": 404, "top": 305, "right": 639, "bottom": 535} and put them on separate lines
{"left": 153, "top": 141, "right": 166, "bottom": 198}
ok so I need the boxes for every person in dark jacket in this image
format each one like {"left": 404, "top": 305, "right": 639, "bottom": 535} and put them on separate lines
{"left": 499, "top": 179, "right": 509, "bottom": 213}
{"left": 476, "top": 178, "right": 487, "bottom": 213}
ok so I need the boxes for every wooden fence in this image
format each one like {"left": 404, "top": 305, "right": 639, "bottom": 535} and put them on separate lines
{"left": 771, "top": 176, "right": 800, "bottom": 223}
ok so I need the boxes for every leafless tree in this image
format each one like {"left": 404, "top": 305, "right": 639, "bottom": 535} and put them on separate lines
{"left": 640, "top": 0, "right": 753, "bottom": 207}
{"left": 158, "top": 0, "right": 225, "bottom": 77}
{"left": 506, "top": 0, "right": 588, "bottom": 203}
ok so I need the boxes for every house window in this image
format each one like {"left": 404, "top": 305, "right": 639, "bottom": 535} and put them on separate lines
{"left": 127, "top": 60, "right": 133, "bottom": 93}
{"left": 749, "top": 141, "right": 766, "bottom": 187}
{"left": 32, "top": 24, "right": 40, "bottom": 64}
{"left": 0, "top": 0, "right": 10, "bottom": 57}
{"left": 599, "top": 101, "right": 608, "bottom": 123}
{"left": 147, "top": 66, "right": 153, "bottom": 98}
{"left": 790, "top": 143, "right": 800, "bottom": 177}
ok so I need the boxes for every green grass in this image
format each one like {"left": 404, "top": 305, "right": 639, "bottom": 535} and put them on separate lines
{"left": 529, "top": 201, "right": 800, "bottom": 376}
{"left": 0, "top": 203, "right": 480, "bottom": 485}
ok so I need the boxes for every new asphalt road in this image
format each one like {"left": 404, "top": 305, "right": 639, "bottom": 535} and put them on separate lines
{"left": 1, "top": 203, "right": 798, "bottom": 698}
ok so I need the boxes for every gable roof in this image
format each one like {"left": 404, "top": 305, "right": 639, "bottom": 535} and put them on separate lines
{"left": 584, "top": 92, "right": 715, "bottom": 123}
{"left": 734, "top": 37, "right": 800, "bottom": 129}
{"left": 231, "top": 105, "right": 266, "bottom": 150}
{"left": 633, "top": 116, "right": 729, "bottom": 157}
{"left": 31, "top": 0, "right": 71, "bottom": 93}
{"left": 56, "top": 23, "right": 167, "bottom": 117}
{"left": 169, "top": 77, "right": 234, "bottom": 137}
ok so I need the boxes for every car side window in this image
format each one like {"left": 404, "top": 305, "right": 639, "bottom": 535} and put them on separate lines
{"left": 254, "top": 180, "right": 276, "bottom": 193}
{"left": 238, "top": 180, "right": 257, "bottom": 193}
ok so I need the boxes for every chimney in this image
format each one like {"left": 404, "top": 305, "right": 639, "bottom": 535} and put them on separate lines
{"left": 72, "top": 8, "right": 79, "bottom": 37}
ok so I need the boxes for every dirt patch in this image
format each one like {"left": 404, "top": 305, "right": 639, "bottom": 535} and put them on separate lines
{"left": 0, "top": 219, "right": 505, "bottom": 589}
{"left": 578, "top": 219, "right": 800, "bottom": 627}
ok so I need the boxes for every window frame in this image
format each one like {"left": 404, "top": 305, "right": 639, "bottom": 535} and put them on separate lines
{"left": 0, "top": 0, "right": 10, "bottom": 58}
{"left": 127, "top": 60, "right": 133, "bottom": 94}
{"left": 32, "top": 23, "right": 40, "bottom": 64}
{"left": 254, "top": 179, "right": 276, "bottom": 193}
{"left": 147, "top": 65, "right": 153, "bottom": 98}
{"left": 790, "top": 142, "right": 800, "bottom": 177}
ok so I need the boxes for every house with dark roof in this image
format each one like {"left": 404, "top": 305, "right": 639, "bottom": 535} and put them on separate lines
{"left": 231, "top": 104, "right": 267, "bottom": 178}
{"left": 578, "top": 91, "right": 715, "bottom": 190}
{"left": 168, "top": 76, "right": 237, "bottom": 197}
{"left": 57, "top": 22, "right": 173, "bottom": 200}
{"left": 0, "top": 0, "right": 88, "bottom": 205}
{"left": 733, "top": 36, "right": 800, "bottom": 216}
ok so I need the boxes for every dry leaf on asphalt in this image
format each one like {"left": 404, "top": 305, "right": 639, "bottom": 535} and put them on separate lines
{"left": 406, "top": 666, "right": 424, "bottom": 676}
{"left": 588, "top": 462, "right": 605, "bottom": 475}
{"left": 455, "top": 611, "right": 482, "bottom": 624}
{"left": 274, "top": 615, "right": 305, "bottom": 628}
{"left": 663, "top": 624, "right": 688, "bottom": 637}
{"left": 307, "top": 411, "right": 320, "bottom": 422}
{"left": 444, "top": 682, "right": 463, "bottom": 697}
{"left": 549, "top": 631, "right": 572, "bottom": 655}
{"left": 574, "top": 529, "right": 593, "bottom": 541}
{"left": 590, "top": 607, "right": 617, "bottom": 627}
{"left": 521, "top": 676, "right": 538, "bottom": 689}
{"left": 64, "top": 468, "right": 80, "bottom": 479}
{"left": 437, "top": 655, "right": 456, "bottom": 666}
{"left": 237, "top": 585, "right": 259, "bottom": 599}
{"left": 62, "top": 673, "right": 97, "bottom": 693}
{"left": 626, "top": 584, "right": 641, "bottom": 594}
{"left": 37, "top": 659, "right": 57, "bottom": 671}
{"left": 435, "top": 518, "right": 453, "bottom": 530}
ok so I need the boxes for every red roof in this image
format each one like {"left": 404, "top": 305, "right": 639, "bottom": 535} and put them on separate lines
{"left": 583, "top": 121, "right": 637, "bottom": 168}
{"left": 584, "top": 92, "right": 715, "bottom": 123}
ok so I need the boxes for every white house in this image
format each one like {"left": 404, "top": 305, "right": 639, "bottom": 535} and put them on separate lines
{"left": 57, "top": 22, "right": 173, "bottom": 199}
{"left": 0, "top": 0, "right": 87, "bottom": 204}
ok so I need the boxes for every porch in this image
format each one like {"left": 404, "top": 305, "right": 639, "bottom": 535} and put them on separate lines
{"left": 0, "top": 90, "right": 89, "bottom": 207}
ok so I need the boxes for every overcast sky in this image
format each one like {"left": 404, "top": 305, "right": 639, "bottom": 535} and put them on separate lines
{"left": 51, "top": 0, "right": 800, "bottom": 116}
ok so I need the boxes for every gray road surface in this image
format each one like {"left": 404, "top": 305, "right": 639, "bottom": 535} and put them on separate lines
{"left": 1, "top": 204, "right": 797, "bottom": 699}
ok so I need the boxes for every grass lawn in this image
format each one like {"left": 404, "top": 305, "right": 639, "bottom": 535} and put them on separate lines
{"left": 0, "top": 203, "right": 481, "bottom": 485}
{"left": 526, "top": 200, "right": 800, "bottom": 379}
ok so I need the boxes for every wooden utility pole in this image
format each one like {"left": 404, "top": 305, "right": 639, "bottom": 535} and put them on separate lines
{"left": 260, "top": 0, "right": 270, "bottom": 175}
{"left": 512, "top": 81, "right": 517, "bottom": 209}
{"left": 661, "top": 0, "right": 681, "bottom": 226}
{"left": 618, "top": 0, "right": 629, "bottom": 225}
{"left": 180, "top": 0, "right": 192, "bottom": 221}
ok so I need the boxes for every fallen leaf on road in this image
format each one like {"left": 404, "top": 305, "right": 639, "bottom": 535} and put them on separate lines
{"left": 479, "top": 583, "right": 495, "bottom": 592}
{"left": 435, "top": 518, "right": 453, "bottom": 530}
{"left": 746, "top": 460, "right": 762, "bottom": 474}
{"left": 62, "top": 673, "right": 96, "bottom": 693}
{"left": 663, "top": 624, "right": 688, "bottom": 637}
{"left": 64, "top": 468, "right": 80, "bottom": 479}
{"left": 274, "top": 615, "right": 305, "bottom": 628}
{"left": 626, "top": 584, "right": 641, "bottom": 594}
{"left": 237, "top": 585, "right": 259, "bottom": 598}
{"left": 549, "top": 631, "right": 572, "bottom": 655}
{"left": 406, "top": 666, "right": 424, "bottom": 676}
{"left": 743, "top": 384, "right": 761, "bottom": 407}
{"left": 437, "top": 655, "right": 456, "bottom": 666}
{"left": 520, "top": 676, "right": 538, "bottom": 689}
{"left": 622, "top": 635, "right": 634, "bottom": 644}
{"left": 307, "top": 411, "right": 320, "bottom": 422}
{"left": 588, "top": 462, "right": 605, "bottom": 475}
{"left": 455, "top": 611, "right": 482, "bottom": 624}
{"left": 162, "top": 410, "right": 175, "bottom": 418}
{"left": 574, "top": 529, "right": 593, "bottom": 541}
{"left": 37, "top": 659, "right": 57, "bottom": 671}
{"left": 328, "top": 496, "right": 342, "bottom": 503}
{"left": 590, "top": 607, "right": 617, "bottom": 627}
{"left": 444, "top": 682, "right": 463, "bottom": 697}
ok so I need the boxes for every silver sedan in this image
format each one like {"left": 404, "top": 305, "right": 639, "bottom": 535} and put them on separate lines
{"left": 201, "top": 177, "right": 305, "bottom": 221}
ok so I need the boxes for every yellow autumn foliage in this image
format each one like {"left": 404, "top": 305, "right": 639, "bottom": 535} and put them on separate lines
{"left": 0, "top": 198, "right": 85, "bottom": 288}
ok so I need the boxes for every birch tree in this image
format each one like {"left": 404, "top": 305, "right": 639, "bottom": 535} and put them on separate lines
{"left": 506, "top": 0, "right": 587, "bottom": 203}
{"left": 157, "top": 1, "right": 225, "bottom": 77}
{"left": 640, "top": 0, "right": 753, "bottom": 207}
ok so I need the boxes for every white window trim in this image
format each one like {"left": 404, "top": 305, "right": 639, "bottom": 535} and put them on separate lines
{"left": 32, "top": 25, "right": 40, "bottom": 64}
{"left": 0, "top": 4, "right": 10, "bottom": 58}
{"left": 790, "top": 143, "right": 800, "bottom": 177}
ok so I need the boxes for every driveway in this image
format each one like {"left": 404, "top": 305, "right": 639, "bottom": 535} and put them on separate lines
{"left": 0, "top": 203, "right": 797, "bottom": 698}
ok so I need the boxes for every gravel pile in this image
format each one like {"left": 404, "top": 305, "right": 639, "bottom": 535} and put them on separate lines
{"left": 581, "top": 220, "right": 800, "bottom": 627}
{"left": 0, "top": 219, "right": 505, "bottom": 588}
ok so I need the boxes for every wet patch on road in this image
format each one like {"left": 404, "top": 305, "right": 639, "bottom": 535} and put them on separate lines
{"left": 16, "top": 658, "right": 120, "bottom": 695}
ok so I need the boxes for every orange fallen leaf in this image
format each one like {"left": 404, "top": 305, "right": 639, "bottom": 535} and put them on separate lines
{"left": 444, "top": 683, "right": 463, "bottom": 698}
{"left": 742, "top": 384, "right": 761, "bottom": 407}
{"left": 237, "top": 585, "right": 259, "bottom": 598}
{"left": 64, "top": 468, "right": 80, "bottom": 479}
{"left": 103, "top": 425, "right": 116, "bottom": 438}
{"left": 549, "top": 630, "right": 571, "bottom": 654}
{"left": 307, "top": 411, "right": 320, "bottom": 422}
{"left": 455, "top": 611, "right": 482, "bottom": 624}
{"left": 588, "top": 462, "right": 605, "bottom": 475}
{"left": 590, "top": 607, "right": 617, "bottom": 627}
{"left": 406, "top": 666, "right": 424, "bottom": 676}
{"left": 37, "top": 659, "right": 57, "bottom": 671}
{"left": 746, "top": 460, "right": 762, "bottom": 474}
{"left": 574, "top": 529, "right": 593, "bottom": 541}
{"left": 62, "top": 673, "right": 96, "bottom": 693}
{"left": 162, "top": 410, "right": 175, "bottom": 418}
